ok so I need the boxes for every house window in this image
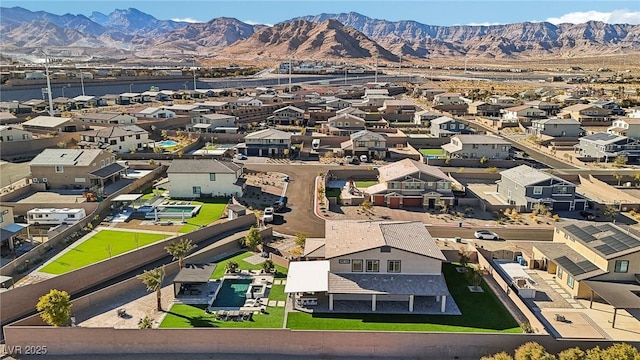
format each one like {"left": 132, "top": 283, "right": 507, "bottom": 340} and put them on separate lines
{"left": 209, "top": 173, "right": 216, "bottom": 181}
{"left": 357, "top": 141, "right": 366, "bottom": 147}
{"left": 557, "top": 186, "right": 568, "bottom": 194}
{"left": 55, "top": 165, "right": 64, "bottom": 173}
{"left": 557, "top": 267, "right": 563, "bottom": 279}
{"left": 193, "top": 186, "right": 201, "bottom": 194}
{"left": 338, "top": 259, "right": 350, "bottom": 264}
{"left": 387, "top": 260, "right": 401, "bottom": 273}
{"left": 135, "top": 134, "right": 141, "bottom": 140}
{"left": 614, "top": 260, "right": 629, "bottom": 273}
{"left": 567, "top": 275, "right": 574, "bottom": 289}
{"left": 533, "top": 186, "right": 543, "bottom": 195}
{"left": 380, "top": 246, "right": 391, "bottom": 253}
{"left": 366, "top": 260, "right": 379, "bottom": 272}
{"left": 352, "top": 259, "right": 363, "bottom": 272}
{"left": 345, "top": 122, "right": 349, "bottom": 127}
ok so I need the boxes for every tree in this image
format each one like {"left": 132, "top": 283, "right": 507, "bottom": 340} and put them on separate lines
{"left": 458, "top": 251, "right": 470, "bottom": 269}
{"left": 137, "top": 266, "right": 165, "bottom": 311}
{"left": 603, "top": 204, "right": 618, "bottom": 221}
{"left": 438, "top": 199, "right": 449, "bottom": 214}
{"left": 164, "top": 238, "right": 197, "bottom": 268}
{"left": 481, "top": 353, "right": 514, "bottom": 360}
{"left": 243, "top": 226, "right": 261, "bottom": 250}
{"left": 261, "top": 259, "right": 275, "bottom": 273}
{"left": 600, "top": 343, "right": 640, "bottom": 360}
{"left": 36, "top": 289, "right": 72, "bottom": 327}
{"left": 612, "top": 172, "right": 623, "bottom": 186}
{"left": 514, "top": 342, "right": 556, "bottom": 360}
{"left": 225, "top": 261, "right": 239, "bottom": 273}
{"left": 161, "top": 130, "right": 168, "bottom": 140}
{"left": 467, "top": 266, "right": 486, "bottom": 291}
{"left": 633, "top": 173, "right": 640, "bottom": 187}
{"left": 558, "top": 347, "right": 586, "bottom": 360}
{"left": 479, "top": 156, "right": 488, "bottom": 165}
{"left": 359, "top": 200, "right": 373, "bottom": 215}
{"left": 295, "top": 232, "right": 307, "bottom": 248}
{"left": 613, "top": 155, "right": 627, "bottom": 167}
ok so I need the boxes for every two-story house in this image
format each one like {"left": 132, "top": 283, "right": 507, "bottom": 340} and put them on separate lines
{"left": 286, "top": 220, "right": 453, "bottom": 313}
{"left": 188, "top": 113, "right": 237, "bottom": 133}
{"left": 574, "top": 132, "right": 640, "bottom": 163}
{"left": 132, "top": 107, "right": 176, "bottom": 119}
{"left": 531, "top": 222, "right": 640, "bottom": 300}
{"left": 433, "top": 92, "right": 463, "bottom": 106}
{"left": 365, "top": 158, "right": 453, "bottom": 209}
{"left": 72, "top": 95, "right": 107, "bottom": 108}
{"left": 501, "top": 105, "right": 547, "bottom": 122}
{"left": 21, "top": 116, "right": 89, "bottom": 133}
{"left": 496, "top": 164, "right": 586, "bottom": 211}
{"left": 336, "top": 106, "right": 366, "bottom": 119}
{"left": 528, "top": 118, "right": 581, "bottom": 138}
{"left": 592, "top": 100, "right": 625, "bottom": 116}
{"left": 30, "top": 149, "right": 124, "bottom": 192}
{"left": 322, "top": 113, "right": 366, "bottom": 136}
{"left": 378, "top": 100, "right": 416, "bottom": 122}
{"left": 488, "top": 95, "right": 519, "bottom": 107}
{"left": 413, "top": 110, "right": 440, "bottom": 125}
{"left": 0, "top": 125, "right": 32, "bottom": 142}
{"left": 558, "top": 104, "right": 610, "bottom": 124}
{"left": 78, "top": 125, "right": 152, "bottom": 153}
{"left": 525, "top": 100, "right": 561, "bottom": 116}
{"left": 429, "top": 116, "right": 472, "bottom": 138}
{"left": 239, "top": 128, "right": 292, "bottom": 157}
{"left": 74, "top": 112, "right": 138, "bottom": 125}
{"left": 267, "top": 105, "right": 305, "bottom": 126}
{"left": 627, "top": 106, "right": 640, "bottom": 119}
{"left": 607, "top": 118, "right": 640, "bottom": 138}
{"left": 441, "top": 135, "right": 511, "bottom": 159}
{"left": 340, "top": 130, "right": 387, "bottom": 160}
{"left": 166, "top": 159, "right": 244, "bottom": 199}
{"left": 467, "top": 101, "right": 502, "bottom": 117}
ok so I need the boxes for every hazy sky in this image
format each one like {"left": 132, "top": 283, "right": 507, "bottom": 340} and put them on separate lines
{"left": 4, "top": 0, "right": 640, "bottom": 26}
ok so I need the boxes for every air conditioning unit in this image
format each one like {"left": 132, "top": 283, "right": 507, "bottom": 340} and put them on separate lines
{"left": 42, "top": 178, "right": 48, "bottom": 183}
{"left": 32, "top": 178, "right": 38, "bottom": 183}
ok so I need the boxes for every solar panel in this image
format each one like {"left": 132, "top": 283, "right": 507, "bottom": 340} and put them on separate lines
{"left": 594, "top": 244, "right": 617, "bottom": 256}
{"left": 555, "top": 256, "right": 600, "bottom": 276}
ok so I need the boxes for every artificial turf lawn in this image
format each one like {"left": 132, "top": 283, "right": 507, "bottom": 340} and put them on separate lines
{"left": 39, "top": 230, "right": 169, "bottom": 275}
{"left": 419, "top": 149, "right": 445, "bottom": 156}
{"left": 355, "top": 181, "right": 378, "bottom": 188}
{"left": 177, "top": 199, "right": 228, "bottom": 233}
{"left": 210, "top": 251, "right": 288, "bottom": 280}
{"left": 286, "top": 263, "right": 521, "bottom": 333}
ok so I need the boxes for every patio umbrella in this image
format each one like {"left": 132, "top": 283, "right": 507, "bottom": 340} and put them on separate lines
{"left": 181, "top": 210, "right": 185, "bottom": 223}
{"left": 154, "top": 207, "right": 158, "bottom": 222}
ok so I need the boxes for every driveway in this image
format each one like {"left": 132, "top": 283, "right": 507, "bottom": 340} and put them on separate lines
{"left": 244, "top": 164, "right": 337, "bottom": 238}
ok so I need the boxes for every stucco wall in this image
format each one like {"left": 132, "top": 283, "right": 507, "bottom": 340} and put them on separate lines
{"left": 330, "top": 248, "right": 442, "bottom": 275}
{"left": 168, "top": 172, "right": 241, "bottom": 198}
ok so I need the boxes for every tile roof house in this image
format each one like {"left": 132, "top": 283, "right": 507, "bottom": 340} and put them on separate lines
{"left": 74, "top": 112, "right": 138, "bottom": 125}
{"left": 496, "top": 164, "right": 587, "bottom": 212}
{"left": 166, "top": 159, "right": 244, "bottom": 198}
{"left": 285, "top": 220, "right": 455, "bottom": 314}
{"left": 531, "top": 222, "right": 640, "bottom": 299}
{"left": 429, "top": 116, "right": 473, "bottom": 137}
{"left": 574, "top": 132, "right": 640, "bottom": 163}
{"left": 558, "top": 104, "right": 610, "bottom": 124}
{"left": 528, "top": 118, "right": 581, "bottom": 138}
{"left": 22, "top": 116, "right": 90, "bottom": 133}
{"left": 366, "top": 158, "right": 453, "bottom": 209}
{"left": 267, "top": 105, "right": 305, "bottom": 126}
{"left": 441, "top": 134, "right": 511, "bottom": 159}
{"left": 340, "top": 130, "right": 387, "bottom": 159}
{"left": 238, "top": 128, "right": 293, "bottom": 157}
{"left": 78, "top": 125, "right": 152, "bottom": 153}
{"left": 322, "top": 113, "right": 366, "bottom": 136}
{"left": 607, "top": 118, "right": 640, "bottom": 138}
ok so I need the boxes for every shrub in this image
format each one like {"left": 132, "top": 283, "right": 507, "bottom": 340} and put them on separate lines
{"left": 138, "top": 316, "right": 153, "bottom": 329}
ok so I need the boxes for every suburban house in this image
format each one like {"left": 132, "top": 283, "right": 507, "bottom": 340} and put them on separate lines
{"left": 0, "top": 125, "right": 32, "bottom": 142}
{"left": 21, "top": 116, "right": 90, "bottom": 133}
{"left": 285, "top": 220, "right": 454, "bottom": 313}
{"left": 496, "top": 164, "right": 587, "bottom": 212}
{"left": 74, "top": 112, "right": 138, "bottom": 125}
{"left": 592, "top": 100, "right": 626, "bottom": 116}
{"left": 413, "top": 110, "right": 440, "bottom": 125}
{"left": 116, "top": 93, "right": 150, "bottom": 105}
{"left": 188, "top": 113, "right": 238, "bottom": 133}
{"left": 530, "top": 222, "right": 640, "bottom": 299}
{"left": 574, "top": 132, "right": 640, "bottom": 162}
{"left": 325, "top": 98, "right": 352, "bottom": 110}
{"left": 429, "top": 116, "right": 472, "bottom": 138}
{"left": 322, "top": 113, "right": 366, "bottom": 135}
{"left": 132, "top": 107, "right": 176, "bottom": 119}
{"left": 607, "top": 118, "right": 640, "bottom": 138}
{"left": 340, "top": 130, "right": 387, "bottom": 160}
{"left": 558, "top": 104, "right": 610, "bottom": 123}
{"left": 366, "top": 158, "right": 453, "bottom": 209}
{"left": 0, "top": 206, "right": 30, "bottom": 251}
{"left": 30, "top": 149, "right": 124, "bottom": 192}
{"left": 488, "top": 95, "right": 519, "bottom": 107}
{"left": 441, "top": 135, "right": 511, "bottom": 159}
{"left": 628, "top": 107, "right": 640, "bottom": 119}
{"left": 336, "top": 106, "right": 366, "bottom": 119}
{"left": 78, "top": 125, "right": 152, "bottom": 153}
{"left": 377, "top": 100, "right": 416, "bottom": 122}
{"left": 525, "top": 100, "right": 561, "bottom": 115}
{"left": 166, "top": 159, "right": 244, "bottom": 199}
{"left": 467, "top": 101, "right": 501, "bottom": 117}
{"left": 268, "top": 105, "right": 305, "bottom": 126}
{"left": 72, "top": 95, "right": 107, "bottom": 108}
{"left": 528, "top": 118, "right": 581, "bottom": 138}
{"left": 236, "top": 97, "right": 263, "bottom": 107}
{"left": 501, "top": 105, "right": 547, "bottom": 122}
{"left": 238, "top": 128, "right": 292, "bottom": 157}
{"left": 433, "top": 93, "right": 463, "bottom": 106}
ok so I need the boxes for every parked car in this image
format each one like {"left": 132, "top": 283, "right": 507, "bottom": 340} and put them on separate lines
{"left": 262, "top": 207, "right": 274, "bottom": 223}
{"left": 580, "top": 211, "right": 596, "bottom": 221}
{"left": 234, "top": 153, "right": 247, "bottom": 160}
{"left": 360, "top": 155, "right": 368, "bottom": 163}
{"left": 273, "top": 198, "right": 287, "bottom": 212}
{"left": 345, "top": 156, "right": 353, "bottom": 164}
{"left": 474, "top": 230, "right": 500, "bottom": 240}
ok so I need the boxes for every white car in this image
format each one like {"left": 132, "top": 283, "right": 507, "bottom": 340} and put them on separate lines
{"left": 360, "top": 155, "right": 368, "bottom": 163}
{"left": 474, "top": 230, "right": 500, "bottom": 240}
{"left": 262, "top": 207, "right": 274, "bottom": 223}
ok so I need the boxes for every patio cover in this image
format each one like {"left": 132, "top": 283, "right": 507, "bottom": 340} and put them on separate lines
{"left": 173, "top": 263, "right": 217, "bottom": 284}
{"left": 111, "top": 194, "right": 143, "bottom": 202}
{"left": 89, "top": 163, "right": 126, "bottom": 179}
{"left": 328, "top": 273, "right": 450, "bottom": 296}
{"left": 193, "top": 123, "right": 212, "bottom": 129}
{"left": 0, "top": 223, "right": 29, "bottom": 242}
{"left": 533, "top": 243, "right": 606, "bottom": 281}
{"left": 583, "top": 280, "right": 640, "bottom": 309}
{"left": 284, "top": 260, "right": 330, "bottom": 294}
{"left": 0, "top": 275, "right": 13, "bottom": 287}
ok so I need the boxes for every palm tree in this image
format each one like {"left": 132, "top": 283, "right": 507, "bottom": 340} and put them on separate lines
{"left": 137, "top": 266, "right": 165, "bottom": 311}
{"left": 164, "top": 239, "right": 197, "bottom": 268}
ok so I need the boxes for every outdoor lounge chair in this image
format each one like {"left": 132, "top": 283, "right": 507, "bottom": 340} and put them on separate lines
{"left": 241, "top": 312, "right": 253, "bottom": 321}
{"left": 215, "top": 310, "right": 228, "bottom": 321}
{"left": 554, "top": 314, "right": 568, "bottom": 322}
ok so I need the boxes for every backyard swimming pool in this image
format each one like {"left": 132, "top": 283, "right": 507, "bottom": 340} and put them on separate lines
{"left": 211, "top": 278, "right": 252, "bottom": 308}
{"left": 143, "top": 204, "right": 202, "bottom": 219}
{"left": 157, "top": 140, "right": 179, "bottom": 148}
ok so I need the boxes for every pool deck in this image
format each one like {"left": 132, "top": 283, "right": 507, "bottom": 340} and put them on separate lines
{"left": 207, "top": 272, "right": 275, "bottom": 313}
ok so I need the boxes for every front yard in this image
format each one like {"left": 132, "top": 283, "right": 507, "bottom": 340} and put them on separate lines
{"left": 39, "top": 230, "right": 170, "bottom": 275}
{"left": 286, "top": 263, "right": 521, "bottom": 333}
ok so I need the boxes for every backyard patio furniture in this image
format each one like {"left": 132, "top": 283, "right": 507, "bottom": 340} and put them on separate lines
{"left": 554, "top": 314, "right": 568, "bottom": 322}
{"left": 117, "top": 308, "right": 127, "bottom": 317}
{"left": 241, "top": 311, "right": 253, "bottom": 321}
{"left": 215, "top": 310, "right": 228, "bottom": 321}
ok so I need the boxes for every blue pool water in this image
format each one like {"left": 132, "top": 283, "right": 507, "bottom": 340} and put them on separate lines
{"left": 157, "top": 140, "right": 178, "bottom": 148}
{"left": 211, "top": 278, "right": 252, "bottom": 307}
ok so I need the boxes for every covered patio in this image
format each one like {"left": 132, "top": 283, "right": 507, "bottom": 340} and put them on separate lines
{"left": 89, "top": 163, "right": 127, "bottom": 196}
{"left": 0, "top": 222, "right": 31, "bottom": 251}
{"left": 583, "top": 280, "right": 640, "bottom": 328}
{"left": 173, "top": 263, "right": 217, "bottom": 304}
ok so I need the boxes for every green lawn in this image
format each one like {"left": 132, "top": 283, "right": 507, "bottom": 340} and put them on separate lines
{"left": 419, "top": 149, "right": 445, "bottom": 156}
{"left": 174, "top": 198, "right": 228, "bottom": 233}
{"left": 160, "top": 269, "right": 288, "bottom": 328}
{"left": 210, "top": 251, "right": 288, "bottom": 280}
{"left": 325, "top": 188, "right": 341, "bottom": 198}
{"left": 39, "top": 230, "right": 170, "bottom": 275}
{"left": 286, "top": 263, "right": 521, "bottom": 333}
{"left": 355, "top": 181, "right": 377, "bottom": 188}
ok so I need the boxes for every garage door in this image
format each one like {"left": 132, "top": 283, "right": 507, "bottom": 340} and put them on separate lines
{"left": 388, "top": 197, "right": 401, "bottom": 208}
{"left": 574, "top": 201, "right": 586, "bottom": 211}
{"left": 403, "top": 197, "right": 422, "bottom": 207}
{"left": 373, "top": 195, "right": 385, "bottom": 206}
{"left": 552, "top": 202, "right": 571, "bottom": 211}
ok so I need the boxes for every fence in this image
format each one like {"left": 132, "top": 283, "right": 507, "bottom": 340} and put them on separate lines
{"left": 0, "top": 133, "right": 78, "bottom": 161}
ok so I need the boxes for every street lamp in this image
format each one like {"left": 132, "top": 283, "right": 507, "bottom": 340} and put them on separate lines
{"left": 129, "top": 83, "right": 134, "bottom": 93}
{"left": 61, "top": 84, "right": 70, "bottom": 98}
{"left": 183, "top": 81, "right": 189, "bottom": 90}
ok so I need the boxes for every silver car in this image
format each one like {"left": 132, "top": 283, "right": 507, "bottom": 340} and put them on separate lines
{"left": 474, "top": 230, "right": 499, "bottom": 240}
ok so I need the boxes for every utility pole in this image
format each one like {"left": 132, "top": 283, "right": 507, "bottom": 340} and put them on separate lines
{"left": 193, "top": 57, "right": 197, "bottom": 91}
{"left": 288, "top": 58, "right": 292, "bottom": 93}
{"left": 80, "top": 70, "right": 85, "bottom": 96}
{"left": 44, "top": 56, "right": 54, "bottom": 116}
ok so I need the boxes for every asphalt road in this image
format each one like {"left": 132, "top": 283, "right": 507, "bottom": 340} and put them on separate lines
{"left": 427, "top": 226, "right": 554, "bottom": 242}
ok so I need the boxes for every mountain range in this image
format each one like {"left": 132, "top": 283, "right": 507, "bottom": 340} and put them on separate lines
{"left": 1, "top": 7, "right": 640, "bottom": 61}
